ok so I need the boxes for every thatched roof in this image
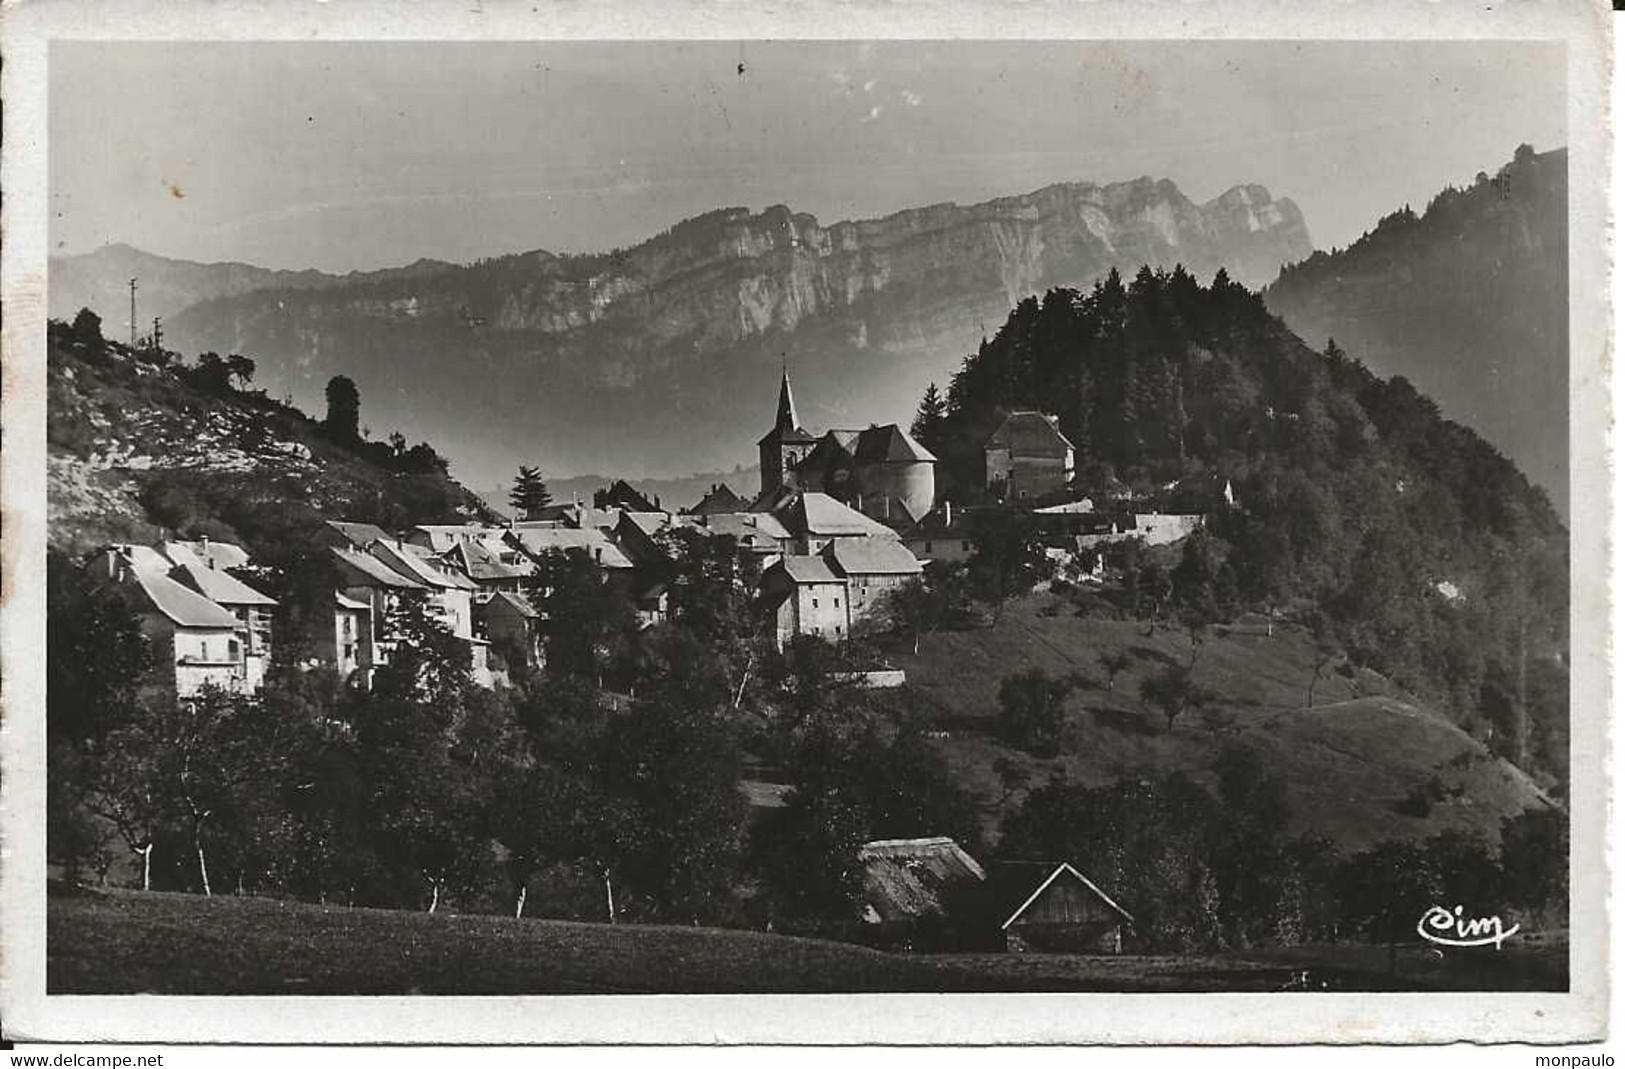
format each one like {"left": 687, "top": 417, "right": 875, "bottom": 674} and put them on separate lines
{"left": 856, "top": 837, "right": 986, "bottom": 924}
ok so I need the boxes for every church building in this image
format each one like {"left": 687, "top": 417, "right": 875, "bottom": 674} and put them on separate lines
{"left": 756, "top": 370, "right": 937, "bottom": 526}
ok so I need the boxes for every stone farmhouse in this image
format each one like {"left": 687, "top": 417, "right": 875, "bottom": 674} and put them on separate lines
{"left": 97, "top": 545, "right": 253, "bottom": 695}
{"left": 984, "top": 410, "right": 1076, "bottom": 501}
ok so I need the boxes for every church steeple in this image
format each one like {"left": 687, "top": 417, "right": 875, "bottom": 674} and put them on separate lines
{"left": 774, "top": 368, "right": 801, "bottom": 435}
{"left": 758, "top": 366, "right": 816, "bottom": 496}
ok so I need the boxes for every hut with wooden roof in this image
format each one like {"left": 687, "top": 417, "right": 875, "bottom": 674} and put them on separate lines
{"left": 855, "top": 837, "right": 986, "bottom": 949}
{"left": 978, "top": 860, "right": 1134, "bottom": 954}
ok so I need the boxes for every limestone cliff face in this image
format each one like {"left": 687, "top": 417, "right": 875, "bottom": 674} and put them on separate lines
{"left": 136, "top": 176, "right": 1309, "bottom": 485}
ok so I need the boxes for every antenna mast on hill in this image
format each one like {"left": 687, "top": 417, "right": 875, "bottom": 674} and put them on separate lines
{"left": 128, "top": 278, "right": 138, "bottom": 346}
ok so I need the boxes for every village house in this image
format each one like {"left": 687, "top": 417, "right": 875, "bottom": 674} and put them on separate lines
{"left": 759, "top": 489, "right": 901, "bottom": 555}
{"left": 685, "top": 482, "right": 748, "bottom": 517}
{"left": 984, "top": 410, "right": 1076, "bottom": 501}
{"left": 312, "top": 519, "right": 393, "bottom": 553}
{"left": 474, "top": 589, "right": 544, "bottom": 673}
{"left": 690, "top": 510, "right": 794, "bottom": 563}
{"left": 163, "top": 545, "right": 278, "bottom": 693}
{"left": 367, "top": 539, "right": 493, "bottom": 686}
{"left": 593, "top": 478, "right": 660, "bottom": 513}
{"left": 324, "top": 591, "right": 374, "bottom": 684}
{"left": 162, "top": 535, "right": 251, "bottom": 571}
{"left": 506, "top": 523, "right": 636, "bottom": 574}
{"left": 96, "top": 547, "right": 250, "bottom": 698}
{"left": 760, "top": 554, "right": 851, "bottom": 646}
{"left": 900, "top": 501, "right": 978, "bottom": 564}
{"left": 439, "top": 536, "right": 531, "bottom": 594}
{"left": 824, "top": 536, "right": 923, "bottom": 625}
{"left": 328, "top": 544, "right": 428, "bottom": 671}
{"left": 368, "top": 540, "right": 479, "bottom": 638}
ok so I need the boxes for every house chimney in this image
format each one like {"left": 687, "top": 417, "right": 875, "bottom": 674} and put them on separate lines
{"left": 883, "top": 495, "right": 890, "bottom": 519}
{"left": 200, "top": 533, "right": 214, "bottom": 568}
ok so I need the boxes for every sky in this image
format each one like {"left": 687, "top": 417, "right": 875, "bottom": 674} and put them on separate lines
{"left": 50, "top": 40, "right": 1565, "bottom": 273}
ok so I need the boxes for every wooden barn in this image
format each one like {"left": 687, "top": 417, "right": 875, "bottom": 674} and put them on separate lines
{"left": 982, "top": 861, "right": 1134, "bottom": 954}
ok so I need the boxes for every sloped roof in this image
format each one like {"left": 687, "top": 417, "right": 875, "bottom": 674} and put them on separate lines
{"left": 687, "top": 483, "right": 748, "bottom": 517}
{"left": 825, "top": 536, "right": 923, "bottom": 576}
{"left": 445, "top": 539, "right": 531, "bottom": 582}
{"left": 335, "top": 591, "right": 372, "bottom": 612}
{"left": 508, "top": 526, "right": 634, "bottom": 569}
{"left": 483, "top": 590, "right": 541, "bottom": 619}
{"left": 164, "top": 539, "right": 251, "bottom": 570}
{"left": 125, "top": 565, "right": 241, "bottom": 630}
{"left": 857, "top": 837, "right": 987, "bottom": 924}
{"left": 596, "top": 479, "right": 658, "bottom": 513}
{"left": 984, "top": 411, "right": 1075, "bottom": 457}
{"left": 372, "top": 540, "right": 479, "bottom": 590}
{"left": 408, "top": 524, "right": 499, "bottom": 553}
{"left": 774, "top": 554, "right": 843, "bottom": 585}
{"left": 794, "top": 431, "right": 859, "bottom": 474}
{"left": 168, "top": 560, "right": 278, "bottom": 607}
{"left": 790, "top": 492, "right": 898, "bottom": 538}
{"left": 702, "top": 511, "right": 793, "bottom": 545}
{"left": 758, "top": 370, "right": 818, "bottom": 445}
{"left": 902, "top": 504, "right": 979, "bottom": 541}
{"left": 620, "top": 511, "right": 670, "bottom": 538}
{"left": 854, "top": 423, "right": 937, "bottom": 465}
{"left": 992, "top": 861, "right": 1134, "bottom": 928}
{"left": 107, "top": 543, "right": 171, "bottom": 572}
{"left": 325, "top": 520, "right": 392, "bottom": 548}
{"left": 331, "top": 546, "right": 426, "bottom": 589}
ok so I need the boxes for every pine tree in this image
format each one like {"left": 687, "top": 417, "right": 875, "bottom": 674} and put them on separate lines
{"left": 910, "top": 382, "right": 947, "bottom": 455}
{"left": 509, "top": 466, "right": 552, "bottom": 519}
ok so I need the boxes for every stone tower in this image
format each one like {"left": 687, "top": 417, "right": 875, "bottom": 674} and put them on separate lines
{"left": 758, "top": 369, "right": 816, "bottom": 496}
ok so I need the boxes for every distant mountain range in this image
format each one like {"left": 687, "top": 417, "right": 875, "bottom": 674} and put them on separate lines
{"left": 49, "top": 243, "right": 455, "bottom": 341}
{"left": 479, "top": 466, "right": 762, "bottom": 520}
{"left": 1264, "top": 146, "right": 1567, "bottom": 517}
{"left": 50, "top": 176, "right": 1312, "bottom": 491}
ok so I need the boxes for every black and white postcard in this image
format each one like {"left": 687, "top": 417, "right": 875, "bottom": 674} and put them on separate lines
{"left": 1, "top": 0, "right": 1611, "bottom": 1047}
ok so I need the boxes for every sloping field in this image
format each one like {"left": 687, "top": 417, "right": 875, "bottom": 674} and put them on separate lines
{"left": 906, "top": 594, "right": 1555, "bottom": 852}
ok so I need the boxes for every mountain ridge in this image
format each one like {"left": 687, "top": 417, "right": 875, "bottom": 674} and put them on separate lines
{"left": 53, "top": 173, "right": 1312, "bottom": 488}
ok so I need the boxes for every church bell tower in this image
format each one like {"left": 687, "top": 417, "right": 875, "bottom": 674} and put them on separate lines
{"left": 758, "top": 369, "right": 815, "bottom": 496}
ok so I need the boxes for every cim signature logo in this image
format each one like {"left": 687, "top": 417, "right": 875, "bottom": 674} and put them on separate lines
{"left": 1416, "top": 904, "right": 1520, "bottom": 949}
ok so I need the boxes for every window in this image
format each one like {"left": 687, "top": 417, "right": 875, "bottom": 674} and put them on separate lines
{"left": 812, "top": 597, "right": 819, "bottom": 608}
{"left": 962, "top": 540, "right": 972, "bottom": 552}
{"left": 228, "top": 639, "right": 240, "bottom": 660}
{"left": 924, "top": 541, "right": 933, "bottom": 553}
{"left": 834, "top": 597, "right": 840, "bottom": 608}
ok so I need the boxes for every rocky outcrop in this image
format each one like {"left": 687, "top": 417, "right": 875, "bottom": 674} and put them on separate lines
{"left": 99, "top": 176, "right": 1311, "bottom": 486}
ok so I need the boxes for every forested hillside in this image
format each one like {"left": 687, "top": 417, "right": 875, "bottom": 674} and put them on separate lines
{"left": 919, "top": 266, "right": 1567, "bottom": 786}
{"left": 1264, "top": 145, "right": 1567, "bottom": 515}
